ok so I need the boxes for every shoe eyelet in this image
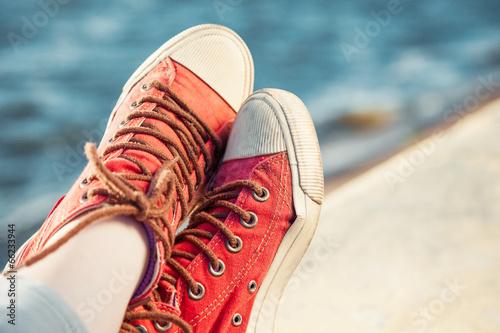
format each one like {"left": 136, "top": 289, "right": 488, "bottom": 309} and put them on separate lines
{"left": 203, "top": 161, "right": 210, "bottom": 174}
{"left": 140, "top": 83, "right": 152, "bottom": 92}
{"left": 225, "top": 236, "right": 243, "bottom": 253}
{"left": 248, "top": 280, "right": 258, "bottom": 293}
{"left": 240, "top": 211, "right": 258, "bottom": 229}
{"left": 213, "top": 147, "right": 222, "bottom": 158}
{"left": 129, "top": 101, "right": 143, "bottom": 109}
{"left": 135, "top": 325, "right": 148, "bottom": 333}
{"left": 208, "top": 259, "right": 225, "bottom": 277}
{"left": 154, "top": 321, "right": 172, "bottom": 332}
{"left": 232, "top": 313, "right": 243, "bottom": 327}
{"left": 119, "top": 119, "right": 130, "bottom": 128}
{"left": 79, "top": 192, "right": 89, "bottom": 203}
{"left": 108, "top": 136, "right": 117, "bottom": 144}
{"left": 80, "top": 178, "right": 90, "bottom": 188}
{"left": 188, "top": 282, "right": 205, "bottom": 301}
{"left": 252, "top": 187, "right": 269, "bottom": 202}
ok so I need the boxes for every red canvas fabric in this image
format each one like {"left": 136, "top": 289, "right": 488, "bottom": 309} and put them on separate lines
{"left": 130, "top": 152, "right": 296, "bottom": 332}
{"left": 14, "top": 58, "right": 236, "bottom": 302}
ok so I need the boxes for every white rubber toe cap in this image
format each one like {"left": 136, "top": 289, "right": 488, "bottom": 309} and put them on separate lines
{"left": 224, "top": 97, "right": 287, "bottom": 160}
{"left": 169, "top": 25, "right": 254, "bottom": 111}
{"left": 224, "top": 89, "right": 324, "bottom": 205}
{"left": 122, "top": 24, "right": 254, "bottom": 112}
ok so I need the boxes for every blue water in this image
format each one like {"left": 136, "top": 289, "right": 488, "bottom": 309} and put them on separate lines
{"left": 1, "top": 0, "right": 500, "bottom": 245}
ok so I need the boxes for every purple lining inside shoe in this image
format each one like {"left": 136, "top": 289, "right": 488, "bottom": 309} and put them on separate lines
{"left": 132, "top": 224, "right": 157, "bottom": 299}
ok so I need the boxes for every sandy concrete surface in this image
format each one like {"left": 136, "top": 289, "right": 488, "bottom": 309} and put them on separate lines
{"left": 275, "top": 99, "right": 500, "bottom": 332}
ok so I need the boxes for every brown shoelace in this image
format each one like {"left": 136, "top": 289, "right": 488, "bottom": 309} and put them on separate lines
{"left": 21, "top": 81, "right": 222, "bottom": 267}
{"left": 17, "top": 82, "right": 224, "bottom": 331}
{"left": 123, "top": 180, "right": 266, "bottom": 333}
{"left": 22, "top": 143, "right": 180, "bottom": 268}
{"left": 112, "top": 80, "right": 223, "bottom": 203}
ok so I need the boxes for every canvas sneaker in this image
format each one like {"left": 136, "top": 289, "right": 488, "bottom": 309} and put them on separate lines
{"left": 7, "top": 24, "right": 254, "bottom": 310}
{"left": 125, "top": 89, "right": 323, "bottom": 332}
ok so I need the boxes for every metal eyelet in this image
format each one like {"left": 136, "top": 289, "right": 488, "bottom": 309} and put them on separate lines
{"left": 232, "top": 313, "right": 243, "bottom": 326}
{"left": 135, "top": 326, "right": 148, "bottom": 333}
{"left": 252, "top": 187, "right": 270, "bottom": 202}
{"left": 203, "top": 161, "right": 210, "bottom": 174}
{"left": 129, "top": 101, "right": 142, "bottom": 109}
{"left": 248, "top": 280, "right": 258, "bottom": 293}
{"left": 80, "top": 178, "right": 90, "bottom": 188}
{"left": 188, "top": 282, "right": 205, "bottom": 301}
{"left": 240, "top": 211, "right": 258, "bottom": 229}
{"left": 108, "top": 136, "right": 117, "bottom": 144}
{"left": 79, "top": 192, "right": 89, "bottom": 203}
{"left": 213, "top": 147, "right": 222, "bottom": 158}
{"left": 141, "top": 83, "right": 152, "bottom": 92}
{"left": 208, "top": 259, "right": 225, "bottom": 277}
{"left": 154, "top": 321, "right": 172, "bottom": 332}
{"left": 225, "top": 236, "right": 243, "bottom": 253}
{"left": 119, "top": 119, "right": 130, "bottom": 128}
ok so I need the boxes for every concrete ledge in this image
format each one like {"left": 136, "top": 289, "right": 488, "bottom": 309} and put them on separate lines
{"left": 275, "top": 99, "right": 500, "bottom": 332}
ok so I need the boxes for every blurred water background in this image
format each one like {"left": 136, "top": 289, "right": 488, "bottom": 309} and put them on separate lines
{"left": 1, "top": 0, "right": 500, "bottom": 261}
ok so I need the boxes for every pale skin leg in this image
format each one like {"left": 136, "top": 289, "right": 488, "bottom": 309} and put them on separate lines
{"left": 19, "top": 215, "right": 149, "bottom": 333}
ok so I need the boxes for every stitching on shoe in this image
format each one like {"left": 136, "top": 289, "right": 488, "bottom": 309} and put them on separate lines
{"left": 178, "top": 154, "right": 287, "bottom": 281}
{"left": 258, "top": 158, "right": 293, "bottom": 215}
{"left": 177, "top": 153, "right": 289, "bottom": 329}
{"left": 189, "top": 155, "right": 288, "bottom": 327}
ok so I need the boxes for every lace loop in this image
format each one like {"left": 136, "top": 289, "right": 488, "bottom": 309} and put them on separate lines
{"left": 21, "top": 143, "right": 180, "bottom": 269}
{"left": 19, "top": 81, "right": 223, "bottom": 333}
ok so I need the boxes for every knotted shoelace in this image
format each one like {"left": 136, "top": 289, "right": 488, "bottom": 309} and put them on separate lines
{"left": 18, "top": 82, "right": 224, "bottom": 331}
{"left": 23, "top": 143, "right": 180, "bottom": 268}
{"left": 122, "top": 180, "right": 267, "bottom": 333}
{"left": 22, "top": 81, "right": 222, "bottom": 267}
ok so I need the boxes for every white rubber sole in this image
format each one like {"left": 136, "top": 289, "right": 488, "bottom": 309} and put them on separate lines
{"left": 245, "top": 89, "right": 324, "bottom": 332}
{"left": 106, "top": 24, "right": 254, "bottom": 131}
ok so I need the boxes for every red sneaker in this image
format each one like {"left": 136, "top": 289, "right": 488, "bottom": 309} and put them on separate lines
{"left": 126, "top": 89, "right": 323, "bottom": 332}
{"left": 9, "top": 24, "right": 254, "bottom": 305}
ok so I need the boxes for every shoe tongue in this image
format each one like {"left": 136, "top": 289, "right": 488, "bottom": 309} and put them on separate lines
{"left": 211, "top": 157, "right": 257, "bottom": 188}
{"left": 104, "top": 148, "right": 173, "bottom": 193}
{"left": 156, "top": 282, "right": 182, "bottom": 314}
{"left": 100, "top": 63, "right": 181, "bottom": 187}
